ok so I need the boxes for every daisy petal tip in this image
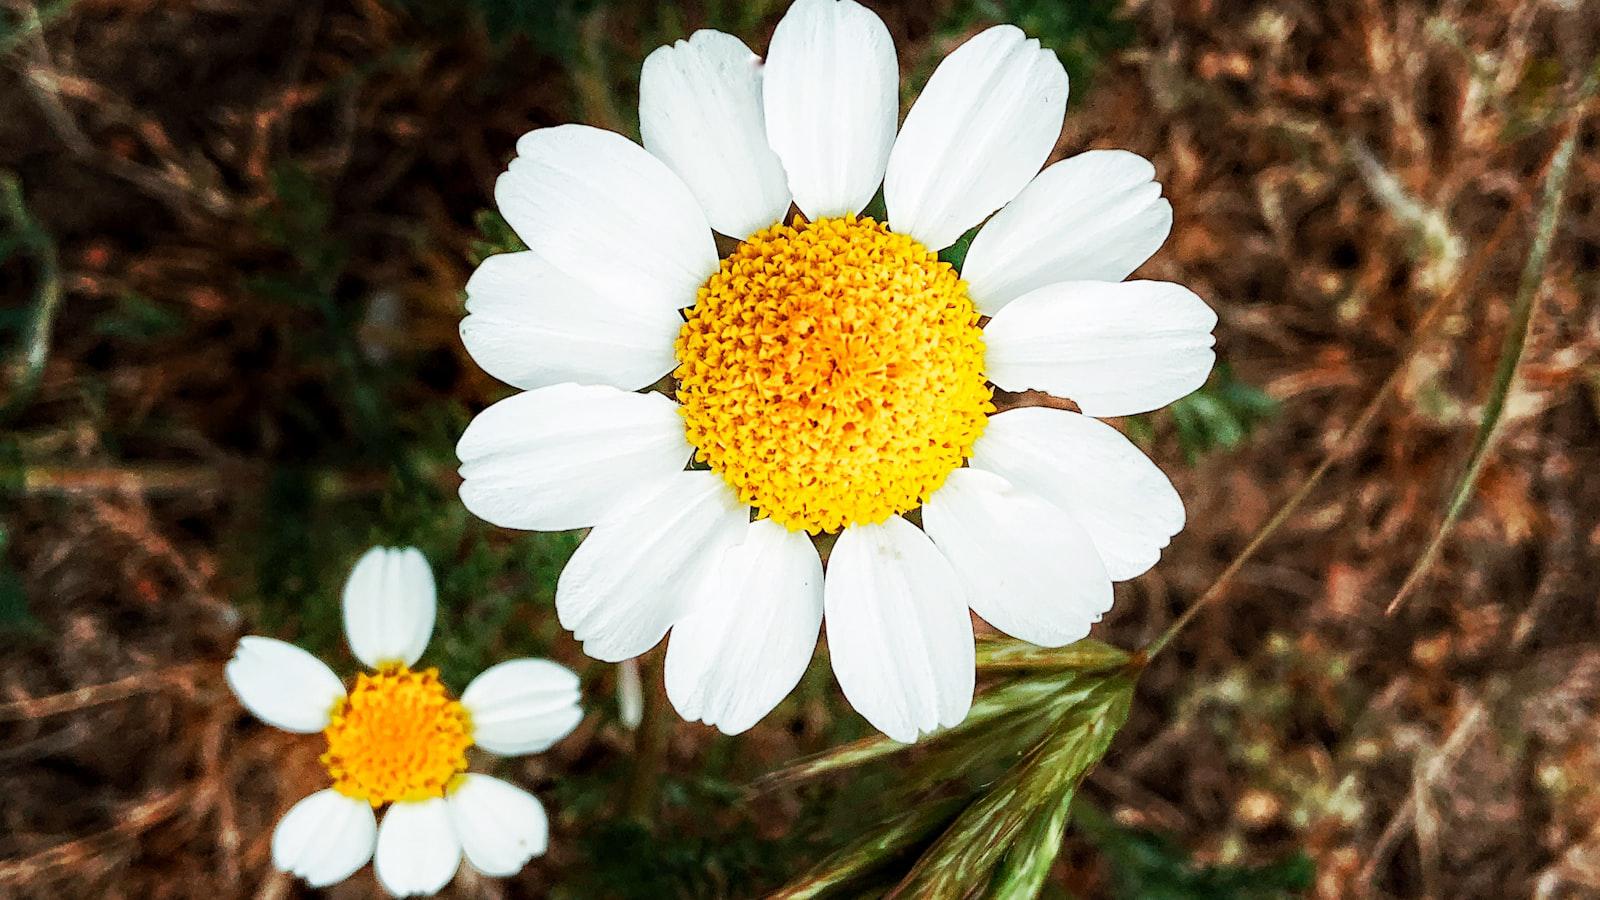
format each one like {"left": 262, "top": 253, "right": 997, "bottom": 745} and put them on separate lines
{"left": 225, "top": 636, "right": 344, "bottom": 734}
{"left": 824, "top": 520, "right": 975, "bottom": 745}
{"left": 374, "top": 799, "right": 461, "bottom": 898}
{"left": 449, "top": 775, "right": 549, "bottom": 877}
{"left": 461, "top": 658, "right": 584, "bottom": 756}
{"left": 343, "top": 546, "right": 436, "bottom": 670}
{"left": 271, "top": 789, "right": 377, "bottom": 889}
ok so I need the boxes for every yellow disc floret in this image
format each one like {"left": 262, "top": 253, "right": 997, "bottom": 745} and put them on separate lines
{"left": 321, "top": 665, "right": 472, "bottom": 806}
{"left": 675, "top": 215, "right": 992, "bottom": 534}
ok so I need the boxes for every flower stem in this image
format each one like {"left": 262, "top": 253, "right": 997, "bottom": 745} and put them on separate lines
{"left": 624, "top": 650, "right": 669, "bottom": 824}
{"left": 1142, "top": 162, "right": 1534, "bottom": 661}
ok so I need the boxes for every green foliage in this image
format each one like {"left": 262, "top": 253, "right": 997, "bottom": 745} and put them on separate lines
{"left": 1128, "top": 365, "right": 1278, "bottom": 462}
{"left": 92, "top": 294, "right": 185, "bottom": 342}
{"left": 767, "top": 646, "right": 1139, "bottom": 898}
{"left": 470, "top": 208, "right": 527, "bottom": 264}
{"left": 939, "top": 224, "right": 980, "bottom": 271}
{"left": 1074, "top": 801, "right": 1314, "bottom": 899}
{"left": 942, "top": 0, "right": 1135, "bottom": 91}
{"left": 0, "top": 519, "right": 37, "bottom": 633}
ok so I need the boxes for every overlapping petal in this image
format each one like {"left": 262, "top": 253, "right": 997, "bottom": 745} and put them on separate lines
{"left": 983, "top": 280, "right": 1217, "bottom": 417}
{"left": 456, "top": 384, "right": 692, "bottom": 532}
{"left": 461, "top": 251, "right": 682, "bottom": 392}
{"left": 971, "top": 408, "right": 1184, "bottom": 580}
{"left": 962, "top": 149, "right": 1173, "bottom": 314}
{"left": 824, "top": 517, "right": 974, "bottom": 743}
{"left": 885, "top": 24, "right": 1067, "bottom": 250}
{"left": 556, "top": 471, "right": 748, "bottom": 662}
{"left": 923, "top": 468, "right": 1112, "bottom": 647}
{"left": 495, "top": 125, "right": 717, "bottom": 312}
{"left": 666, "top": 520, "right": 824, "bottom": 734}
{"left": 640, "top": 30, "right": 792, "bottom": 238}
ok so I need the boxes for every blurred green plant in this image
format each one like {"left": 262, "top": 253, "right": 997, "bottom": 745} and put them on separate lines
{"left": 761, "top": 640, "right": 1143, "bottom": 897}
{"left": 1074, "top": 801, "right": 1313, "bottom": 900}
{"left": 941, "top": 0, "right": 1134, "bottom": 92}
{"left": 1127, "top": 365, "right": 1279, "bottom": 462}
{"left": 0, "top": 171, "right": 63, "bottom": 428}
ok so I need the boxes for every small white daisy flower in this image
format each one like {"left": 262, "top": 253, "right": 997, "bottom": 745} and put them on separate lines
{"left": 225, "top": 547, "right": 583, "bottom": 896}
{"left": 458, "top": 0, "right": 1216, "bottom": 742}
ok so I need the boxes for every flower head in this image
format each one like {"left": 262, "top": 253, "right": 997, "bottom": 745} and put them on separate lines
{"left": 458, "top": 0, "right": 1216, "bottom": 742}
{"left": 225, "top": 547, "right": 583, "bottom": 896}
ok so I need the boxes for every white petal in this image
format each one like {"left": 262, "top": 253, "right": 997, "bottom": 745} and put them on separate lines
{"left": 556, "top": 471, "right": 748, "bottom": 662}
{"left": 374, "top": 799, "right": 462, "bottom": 898}
{"left": 495, "top": 124, "right": 716, "bottom": 314}
{"left": 447, "top": 775, "right": 549, "bottom": 877}
{"left": 984, "top": 280, "right": 1217, "bottom": 417}
{"left": 342, "top": 546, "right": 436, "bottom": 669}
{"left": 456, "top": 383, "right": 692, "bottom": 532}
{"left": 971, "top": 408, "right": 1184, "bottom": 580}
{"left": 640, "top": 30, "right": 792, "bottom": 238}
{"left": 884, "top": 25, "right": 1067, "bottom": 251}
{"left": 963, "top": 150, "right": 1174, "bottom": 315}
{"left": 665, "top": 520, "right": 823, "bottom": 735}
{"left": 460, "top": 658, "right": 583, "bottom": 756}
{"left": 762, "top": 0, "right": 898, "bottom": 219}
{"left": 922, "top": 468, "right": 1112, "bottom": 647}
{"left": 461, "top": 251, "right": 681, "bottom": 392}
{"left": 823, "top": 518, "right": 974, "bottom": 743}
{"left": 271, "top": 789, "right": 377, "bottom": 888}
{"left": 225, "top": 636, "right": 344, "bottom": 733}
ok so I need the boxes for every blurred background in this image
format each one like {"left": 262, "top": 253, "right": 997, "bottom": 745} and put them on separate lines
{"left": 1, "top": 0, "right": 1597, "bottom": 896}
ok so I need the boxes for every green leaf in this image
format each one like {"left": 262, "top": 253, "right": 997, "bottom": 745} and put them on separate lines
{"left": 1074, "top": 800, "right": 1314, "bottom": 899}
{"left": 888, "top": 674, "right": 1135, "bottom": 897}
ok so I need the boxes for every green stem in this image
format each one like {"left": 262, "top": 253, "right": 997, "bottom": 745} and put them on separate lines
{"left": 1142, "top": 160, "right": 1532, "bottom": 661}
{"left": 1384, "top": 64, "right": 1594, "bottom": 614}
{"left": 0, "top": 172, "right": 62, "bottom": 427}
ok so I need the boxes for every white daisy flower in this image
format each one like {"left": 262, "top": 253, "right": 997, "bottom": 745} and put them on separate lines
{"left": 457, "top": 0, "right": 1216, "bottom": 743}
{"left": 225, "top": 547, "right": 583, "bottom": 896}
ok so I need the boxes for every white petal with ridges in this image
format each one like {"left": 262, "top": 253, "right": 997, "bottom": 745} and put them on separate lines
{"left": 461, "top": 658, "right": 583, "bottom": 756}
{"left": 556, "top": 471, "right": 748, "bottom": 662}
{"left": 271, "top": 789, "right": 377, "bottom": 888}
{"left": 495, "top": 124, "right": 716, "bottom": 313}
{"left": 666, "top": 520, "right": 823, "bottom": 735}
{"left": 448, "top": 775, "right": 550, "bottom": 877}
{"left": 922, "top": 468, "right": 1112, "bottom": 647}
{"left": 641, "top": 30, "right": 791, "bottom": 238}
{"left": 885, "top": 25, "right": 1067, "bottom": 251}
{"left": 456, "top": 384, "right": 692, "bottom": 532}
{"left": 763, "top": 0, "right": 898, "bottom": 219}
{"left": 225, "top": 636, "right": 344, "bottom": 734}
{"left": 461, "top": 251, "right": 681, "bottom": 392}
{"left": 972, "top": 408, "right": 1184, "bottom": 580}
{"left": 963, "top": 150, "right": 1174, "bottom": 314}
{"left": 984, "top": 280, "right": 1217, "bottom": 417}
{"left": 824, "top": 517, "right": 974, "bottom": 743}
{"left": 374, "top": 799, "right": 461, "bottom": 898}
{"left": 342, "top": 546, "right": 435, "bottom": 670}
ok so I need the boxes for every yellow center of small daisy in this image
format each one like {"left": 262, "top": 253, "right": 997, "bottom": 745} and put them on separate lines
{"left": 675, "top": 215, "right": 992, "bottom": 534}
{"left": 321, "top": 665, "right": 473, "bottom": 806}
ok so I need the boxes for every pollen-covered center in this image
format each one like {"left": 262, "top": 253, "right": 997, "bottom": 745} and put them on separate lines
{"left": 675, "top": 215, "right": 992, "bottom": 534}
{"left": 321, "top": 665, "right": 472, "bottom": 806}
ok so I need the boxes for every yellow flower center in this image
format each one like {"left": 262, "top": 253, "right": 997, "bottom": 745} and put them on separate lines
{"left": 321, "top": 666, "right": 473, "bottom": 806}
{"left": 675, "top": 215, "right": 992, "bottom": 534}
